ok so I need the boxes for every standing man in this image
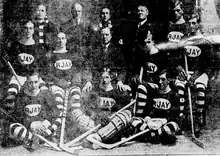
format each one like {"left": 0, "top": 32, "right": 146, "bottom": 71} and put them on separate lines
{"left": 34, "top": 3, "right": 58, "bottom": 49}
{"left": 60, "top": 2, "right": 92, "bottom": 48}
{"left": 130, "top": 3, "right": 155, "bottom": 80}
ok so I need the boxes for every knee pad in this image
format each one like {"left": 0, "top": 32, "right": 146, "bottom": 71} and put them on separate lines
{"left": 195, "top": 83, "right": 206, "bottom": 107}
{"left": 69, "top": 87, "right": 81, "bottom": 108}
{"left": 9, "top": 123, "right": 33, "bottom": 141}
{"left": 135, "top": 85, "right": 148, "bottom": 117}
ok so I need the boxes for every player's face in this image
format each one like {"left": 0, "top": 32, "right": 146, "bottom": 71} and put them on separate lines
{"left": 102, "top": 72, "right": 112, "bottom": 87}
{"left": 57, "top": 32, "right": 67, "bottom": 48}
{"left": 101, "top": 28, "right": 112, "bottom": 44}
{"left": 71, "top": 4, "right": 82, "bottom": 19}
{"left": 101, "top": 8, "right": 111, "bottom": 22}
{"left": 188, "top": 18, "right": 199, "bottom": 33}
{"left": 23, "top": 21, "right": 34, "bottom": 38}
{"left": 27, "top": 74, "right": 40, "bottom": 93}
{"left": 137, "top": 6, "right": 148, "bottom": 21}
{"left": 35, "top": 5, "right": 47, "bottom": 19}
{"left": 159, "top": 73, "right": 169, "bottom": 91}
{"left": 173, "top": 5, "right": 183, "bottom": 21}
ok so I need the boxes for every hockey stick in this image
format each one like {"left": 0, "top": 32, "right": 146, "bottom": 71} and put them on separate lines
{"left": 1, "top": 57, "right": 68, "bottom": 151}
{"left": 86, "top": 118, "right": 167, "bottom": 150}
{"left": 0, "top": 106, "right": 62, "bottom": 151}
{"left": 184, "top": 54, "right": 204, "bottom": 149}
{"left": 59, "top": 88, "right": 69, "bottom": 147}
{"left": 86, "top": 128, "right": 150, "bottom": 149}
{"left": 2, "top": 56, "right": 22, "bottom": 87}
{"left": 63, "top": 99, "right": 137, "bottom": 148}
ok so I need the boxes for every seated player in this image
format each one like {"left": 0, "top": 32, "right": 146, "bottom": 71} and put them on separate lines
{"left": 7, "top": 70, "right": 61, "bottom": 151}
{"left": 83, "top": 68, "right": 131, "bottom": 125}
{"left": 44, "top": 32, "right": 94, "bottom": 134}
{"left": 87, "top": 70, "right": 180, "bottom": 149}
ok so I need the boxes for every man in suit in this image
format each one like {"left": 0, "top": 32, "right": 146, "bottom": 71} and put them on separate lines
{"left": 129, "top": 3, "right": 155, "bottom": 82}
{"left": 88, "top": 27, "right": 128, "bottom": 92}
{"left": 60, "top": 2, "right": 92, "bottom": 48}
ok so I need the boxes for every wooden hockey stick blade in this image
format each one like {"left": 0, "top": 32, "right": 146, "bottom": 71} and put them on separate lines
{"left": 33, "top": 133, "right": 62, "bottom": 151}
{"left": 191, "top": 136, "right": 204, "bottom": 149}
{"left": 59, "top": 145, "right": 83, "bottom": 154}
{"left": 64, "top": 124, "right": 102, "bottom": 147}
{"left": 86, "top": 129, "right": 150, "bottom": 149}
{"left": 64, "top": 100, "right": 136, "bottom": 147}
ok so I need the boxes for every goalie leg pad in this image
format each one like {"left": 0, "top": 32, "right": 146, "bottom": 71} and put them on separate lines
{"left": 97, "top": 110, "right": 132, "bottom": 143}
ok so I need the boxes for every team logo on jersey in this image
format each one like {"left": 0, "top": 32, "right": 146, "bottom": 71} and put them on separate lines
{"left": 184, "top": 46, "right": 201, "bottom": 57}
{"left": 167, "top": 31, "right": 184, "bottom": 42}
{"left": 100, "top": 97, "right": 116, "bottom": 109}
{"left": 153, "top": 98, "right": 171, "bottom": 110}
{"left": 147, "top": 62, "right": 158, "bottom": 73}
{"left": 24, "top": 104, "right": 42, "bottom": 116}
{"left": 54, "top": 59, "right": 72, "bottom": 70}
{"left": 18, "top": 53, "right": 35, "bottom": 65}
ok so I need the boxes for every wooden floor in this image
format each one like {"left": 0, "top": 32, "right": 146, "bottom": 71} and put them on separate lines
{"left": 0, "top": 135, "right": 213, "bottom": 156}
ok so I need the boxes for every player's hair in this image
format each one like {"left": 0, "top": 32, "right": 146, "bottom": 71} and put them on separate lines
{"left": 137, "top": 1, "right": 149, "bottom": 11}
{"left": 188, "top": 12, "right": 201, "bottom": 24}
{"left": 159, "top": 69, "right": 171, "bottom": 79}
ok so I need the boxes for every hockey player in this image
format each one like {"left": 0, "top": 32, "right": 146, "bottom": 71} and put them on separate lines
{"left": 33, "top": 3, "right": 58, "bottom": 49}
{"left": 44, "top": 32, "right": 94, "bottom": 133}
{"left": 7, "top": 70, "right": 61, "bottom": 150}
{"left": 93, "top": 68, "right": 131, "bottom": 113}
{"left": 166, "top": 0, "right": 188, "bottom": 118}
{"left": 3, "top": 20, "right": 47, "bottom": 114}
{"left": 87, "top": 70, "right": 180, "bottom": 148}
{"left": 176, "top": 13, "right": 216, "bottom": 133}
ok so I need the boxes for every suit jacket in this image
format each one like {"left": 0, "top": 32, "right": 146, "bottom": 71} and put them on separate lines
{"left": 88, "top": 42, "right": 127, "bottom": 87}
{"left": 60, "top": 17, "right": 93, "bottom": 47}
{"left": 135, "top": 20, "right": 153, "bottom": 46}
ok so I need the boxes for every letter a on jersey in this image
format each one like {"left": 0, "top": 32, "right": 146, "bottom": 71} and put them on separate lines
{"left": 184, "top": 46, "right": 201, "bottom": 57}
{"left": 54, "top": 59, "right": 72, "bottom": 70}
{"left": 147, "top": 62, "right": 158, "bottom": 73}
{"left": 168, "top": 31, "right": 184, "bottom": 42}
{"left": 153, "top": 98, "right": 171, "bottom": 110}
{"left": 24, "top": 104, "right": 42, "bottom": 116}
{"left": 18, "top": 53, "right": 35, "bottom": 65}
{"left": 100, "top": 97, "right": 116, "bottom": 109}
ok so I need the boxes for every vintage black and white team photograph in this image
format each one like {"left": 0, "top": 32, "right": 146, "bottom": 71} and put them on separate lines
{"left": 0, "top": 0, "right": 220, "bottom": 155}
